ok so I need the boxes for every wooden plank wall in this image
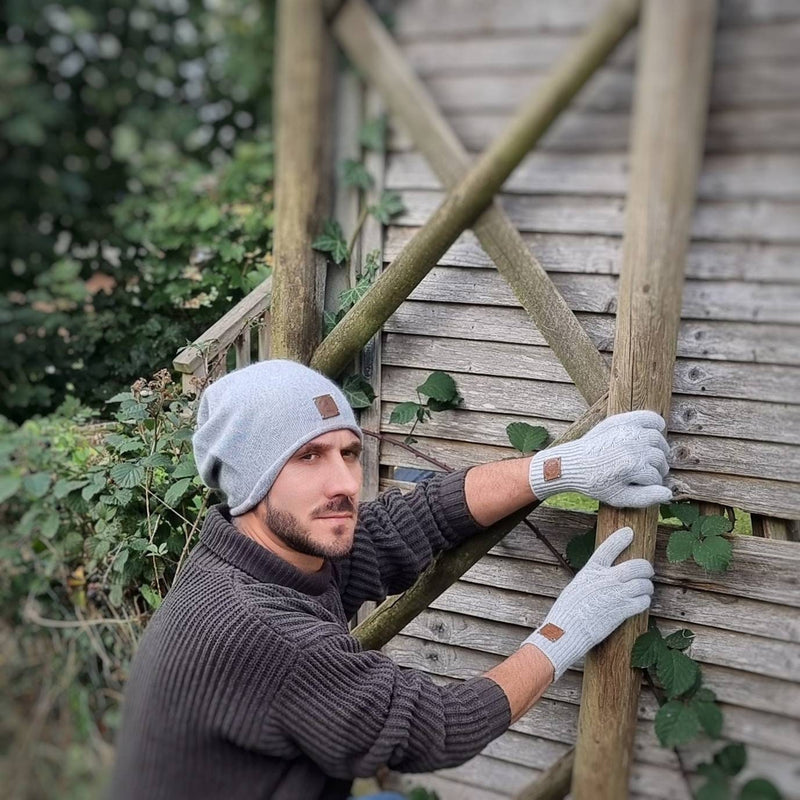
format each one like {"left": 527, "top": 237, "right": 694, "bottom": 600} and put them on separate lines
{"left": 368, "top": 0, "right": 800, "bottom": 797}
{"left": 377, "top": 0, "right": 800, "bottom": 519}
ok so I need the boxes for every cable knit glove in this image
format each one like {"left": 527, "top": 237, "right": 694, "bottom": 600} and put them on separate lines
{"left": 529, "top": 410, "right": 672, "bottom": 508}
{"left": 522, "top": 526, "right": 654, "bottom": 681}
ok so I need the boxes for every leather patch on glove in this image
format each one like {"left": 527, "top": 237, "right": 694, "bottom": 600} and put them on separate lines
{"left": 543, "top": 457, "right": 562, "bottom": 482}
{"left": 539, "top": 623, "right": 564, "bottom": 641}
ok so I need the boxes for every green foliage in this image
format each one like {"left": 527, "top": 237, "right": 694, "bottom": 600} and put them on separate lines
{"left": 0, "top": 372, "right": 208, "bottom": 797}
{"left": 565, "top": 529, "right": 595, "bottom": 571}
{"left": 359, "top": 115, "right": 387, "bottom": 151}
{"left": 1, "top": 0, "right": 276, "bottom": 421}
{"left": 662, "top": 502, "right": 733, "bottom": 573}
{"left": 407, "top": 788, "right": 440, "bottom": 800}
{"left": 340, "top": 158, "right": 374, "bottom": 191}
{"left": 388, "top": 371, "right": 463, "bottom": 444}
{"left": 324, "top": 249, "right": 382, "bottom": 336}
{"left": 341, "top": 374, "right": 376, "bottom": 410}
{"left": 313, "top": 219, "right": 349, "bottom": 266}
{"left": 695, "top": 744, "right": 783, "bottom": 800}
{"left": 506, "top": 422, "right": 549, "bottom": 454}
{"left": 368, "top": 190, "right": 406, "bottom": 224}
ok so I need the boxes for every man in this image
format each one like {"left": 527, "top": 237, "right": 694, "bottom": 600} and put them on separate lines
{"left": 111, "top": 359, "right": 671, "bottom": 800}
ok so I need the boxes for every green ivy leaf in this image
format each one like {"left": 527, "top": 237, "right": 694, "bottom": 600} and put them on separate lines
{"left": 109, "top": 462, "right": 146, "bottom": 490}
{"left": 417, "top": 371, "right": 458, "bottom": 402}
{"left": 657, "top": 649, "right": 700, "bottom": 698}
{"left": 631, "top": 627, "right": 668, "bottom": 669}
{"left": 341, "top": 374, "right": 376, "bottom": 410}
{"left": 739, "top": 778, "right": 782, "bottom": 800}
{"left": 312, "top": 220, "right": 349, "bottom": 265}
{"left": 368, "top": 190, "right": 405, "bottom": 224}
{"left": 666, "top": 529, "right": 699, "bottom": 562}
{"left": 654, "top": 700, "right": 701, "bottom": 747}
{"left": 693, "top": 534, "right": 733, "bottom": 572}
{"left": 359, "top": 116, "right": 386, "bottom": 151}
{"left": 715, "top": 742, "right": 747, "bottom": 777}
{"left": 566, "top": 530, "right": 596, "bottom": 572}
{"left": 662, "top": 502, "right": 700, "bottom": 527}
{"left": 164, "top": 477, "right": 193, "bottom": 507}
{"left": 23, "top": 472, "right": 51, "bottom": 499}
{"left": 693, "top": 696, "right": 724, "bottom": 738}
{"left": 700, "top": 515, "right": 733, "bottom": 536}
{"left": 506, "top": 422, "right": 549, "bottom": 453}
{"left": 389, "top": 402, "right": 421, "bottom": 426}
{"left": 340, "top": 158, "right": 374, "bottom": 190}
{"left": 663, "top": 629, "right": 695, "bottom": 651}
{"left": 140, "top": 585, "right": 162, "bottom": 610}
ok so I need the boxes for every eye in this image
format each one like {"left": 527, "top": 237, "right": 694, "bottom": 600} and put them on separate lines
{"left": 300, "top": 452, "right": 318, "bottom": 462}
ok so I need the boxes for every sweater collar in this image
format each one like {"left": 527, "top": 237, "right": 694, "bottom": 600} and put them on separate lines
{"left": 199, "top": 505, "right": 333, "bottom": 595}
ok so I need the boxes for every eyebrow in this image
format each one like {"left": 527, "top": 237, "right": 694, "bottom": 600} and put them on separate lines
{"left": 296, "top": 439, "right": 362, "bottom": 457}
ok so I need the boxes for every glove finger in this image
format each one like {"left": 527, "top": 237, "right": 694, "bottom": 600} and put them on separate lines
{"left": 628, "top": 594, "right": 653, "bottom": 617}
{"left": 620, "top": 578, "right": 654, "bottom": 597}
{"left": 589, "top": 526, "right": 634, "bottom": 567}
{"left": 645, "top": 430, "right": 672, "bottom": 458}
{"left": 612, "top": 558, "right": 654, "bottom": 582}
{"left": 610, "top": 410, "right": 666, "bottom": 431}
{"left": 632, "top": 465, "right": 665, "bottom": 486}
{"left": 647, "top": 449, "right": 670, "bottom": 478}
{"left": 616, "top": 484, "right": 673, "bottom": 508}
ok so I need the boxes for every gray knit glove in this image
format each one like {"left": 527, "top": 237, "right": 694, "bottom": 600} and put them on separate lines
{"left": 522, "top": 526, "right": 654, "bottom": 681}
{"left": 529, "top": 410, "right": 671, "bottom": 508}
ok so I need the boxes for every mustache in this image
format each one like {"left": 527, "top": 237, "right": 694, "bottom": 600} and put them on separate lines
{"left": 315, "top": 497, "right": 356, "bottom": 515}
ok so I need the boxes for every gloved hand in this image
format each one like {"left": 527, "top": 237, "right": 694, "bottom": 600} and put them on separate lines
{"left": 529, "top": 410, "right": 672, "bottom": 508}
{"left": 522, "top": 526, "right": 654, "bottom": 681}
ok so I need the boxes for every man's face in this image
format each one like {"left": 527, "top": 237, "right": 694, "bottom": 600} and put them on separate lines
{"left": 260, "top": 429, "right": 363, "bottom": 560}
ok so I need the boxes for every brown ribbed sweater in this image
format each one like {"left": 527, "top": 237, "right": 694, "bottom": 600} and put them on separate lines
{"left": 110, "top": 470, "right": 511, "bottom": 799}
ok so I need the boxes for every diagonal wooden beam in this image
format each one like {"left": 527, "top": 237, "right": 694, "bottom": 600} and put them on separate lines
{"left": 571, "top": 2, "right": 717, "bottom": 798}
{"left": 311, "top": 0, "right": 639, "bottom": 380}
{"left": 330, "top": 0, "right": 629, "bottom": 404}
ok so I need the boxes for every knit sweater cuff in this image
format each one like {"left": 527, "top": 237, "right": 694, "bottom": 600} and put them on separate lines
{"left": 469, "top": 676, "right": 513, "bottom": 740}
{"left": 436, "top": 468, "right": 487, "bottom": 545}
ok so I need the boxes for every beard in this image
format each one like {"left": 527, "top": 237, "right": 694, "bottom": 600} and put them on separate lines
{"left": 264, "top": 501, "right": 355, "bottom": 560}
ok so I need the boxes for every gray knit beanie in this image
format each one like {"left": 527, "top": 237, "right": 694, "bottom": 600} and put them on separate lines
{"left": 192, "top": 359, "right": 362, "bottom": 515}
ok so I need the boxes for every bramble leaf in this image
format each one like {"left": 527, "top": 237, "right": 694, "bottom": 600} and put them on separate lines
{"left": 666, "top": 529, "right": 699, "bottom": 562}
{"left": 739, "top": 778, "right": 782, "bottom": 800}
{"left": 664, "top": 628, "right": 695, "bottom": 651}
{"left": 657, "top": 648, "right": 700, "bottom": 698}
{"left": 390, "top": 402, "right": 421, "bottom": 426}
{"left": 417, "top": 371, "right": 458, "bottom": 403}
{"left": 566, "top": 530, "right": 596, "bottom": 572}
{"left": 140, "top": 585, "right": 162, "bottom": 610}
{"left": 506, "top": 422, "right": 549, "bottom": 453}
{"left": 654, "top": 700, "right": 700, "bottom": 747}
{"left": 693, "top": 695, "right": 724, "bottom": 738}
{"left": 693, "top": 534, "right": 733, "bottom": 572}
{"left": 164, "top": 478, "right": 193, "bottom": 507}
{"left": 715, "top": 743, "right": 747, "bottom": 777}
{"left": 700, "top": 514, "right": 733, "bottom": 536}
{"left": 696, "top": 776, "right": 730, "bottom": 800}
{"left": 109, "top": 462, "right": 146, "bottom": 490}
{"left": 662, "top": 502, "right": 699, "bottom": 526}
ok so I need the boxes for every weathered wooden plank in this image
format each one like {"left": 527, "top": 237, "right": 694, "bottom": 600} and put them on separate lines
{"left": 419, "top": 62, "right": 800, "bottom": 116}
{"left": 438, "top": 754, "right": 539, "bottom": 795}
{"left": 390, "top": 108, "right": 800, "bottom": 153}
{"left": 394, "top": 190, "right": 800, "bottom": 244}
{"left": 398, "top": 23, "right": 800, "bottom": 76}
{"left": 405, "top": 268, "right": 800, "bottom": 325}
{"left": 386, "top": 151, "right": 800, "bottom": 201}
{"left": 393, "top": 0, "right": 800, "bottom": 38}
{"left": 381, "top": 367, "right": 800, "bottom": 445}
{"left": 400, "top": 604, "right": 800, "bottom": 685}
{"left": 384, "top": 302, "right": 800, "bottom": 366}
{"left": 382, "top": 333, "right": 800, "bottom": 404}
{"left": 385, "top": 228, "right": 800, "bottom": 283}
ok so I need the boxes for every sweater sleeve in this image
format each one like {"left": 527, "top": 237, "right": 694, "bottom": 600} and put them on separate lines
{"left": 270, "top": 629, "right": 511, "bottom": 779}
{"left": 338, "top": 469, "right": 486, "bottom": 619}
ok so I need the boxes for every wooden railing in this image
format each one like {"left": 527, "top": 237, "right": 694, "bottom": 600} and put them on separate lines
{"left": 171, "top": 277, "right": 272, "bottom": 394}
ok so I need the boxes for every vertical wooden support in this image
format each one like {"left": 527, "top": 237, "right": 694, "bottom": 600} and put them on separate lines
{"left": 571, "top": 3, "right": 717, "bottom": 798}
{"left": 752, "top": 515, "right": 800, "bottom": 541}
{"left": 271, "top": 0, "right": 327, "bottom": 364}
{"left": 234, "top": 327, "right": 251, "bottom": 369}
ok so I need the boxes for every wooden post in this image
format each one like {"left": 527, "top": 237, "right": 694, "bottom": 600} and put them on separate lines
{"left": 332, "top": 0, "right": 620, "bottom": 404}
{"left": 752, "top": 515, "right": 800, "bottom": 541}
{"left": 271, "top": 0, "right": 328, "bottom": 363}
{"left": 571, "top": 3, "right": 717, "bottom": 798}
{"left": 313, "top": 0, "right": 639, "bottom": 379}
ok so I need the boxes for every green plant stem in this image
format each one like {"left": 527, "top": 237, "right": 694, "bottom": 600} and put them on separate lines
{"left": 347, "top": 203, "right": 369, "bottom": 262}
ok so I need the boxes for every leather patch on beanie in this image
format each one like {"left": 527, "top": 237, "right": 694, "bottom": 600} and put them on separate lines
{"left": 539, "top": 623, "right": 565, "bottom": 642}
{"left": 314, "top": 394, "right": 340, "bottom": 419}
{"left": 543, "top": 457, "right": 562, "bottom": 482}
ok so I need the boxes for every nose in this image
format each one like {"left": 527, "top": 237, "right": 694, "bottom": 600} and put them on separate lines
{"left": 323, "top": 453, "right": 362, "bottom": 500}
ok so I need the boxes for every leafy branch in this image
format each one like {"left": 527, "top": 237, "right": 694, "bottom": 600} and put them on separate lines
{"left": 388, "top": 371, "right": 463, "bottom": 444}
